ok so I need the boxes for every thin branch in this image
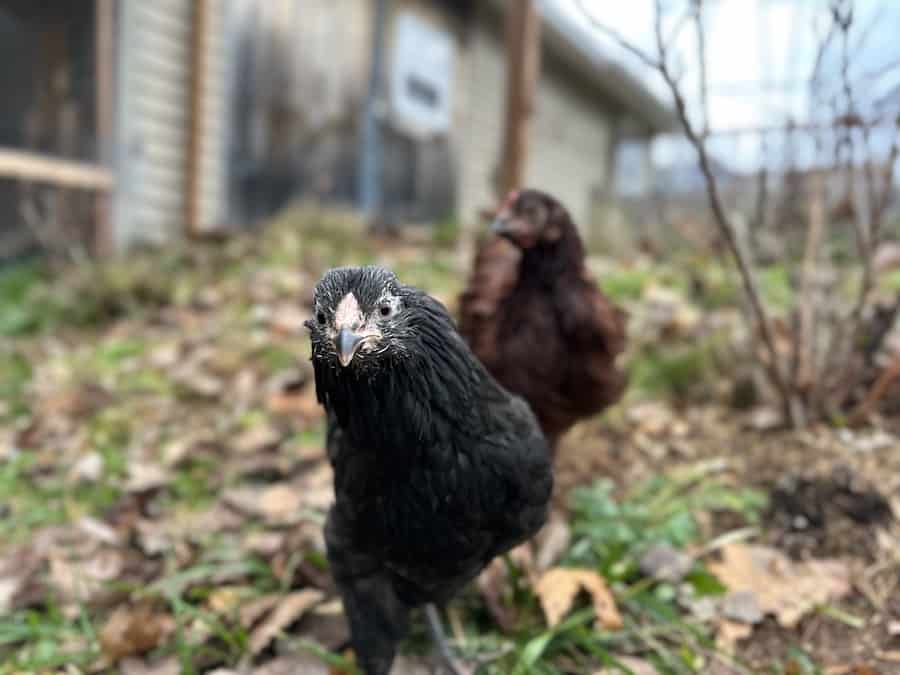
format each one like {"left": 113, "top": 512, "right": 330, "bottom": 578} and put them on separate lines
{"left": 574, "top": 0, "right": 661, "bottom": 70}
{"left": 692, "top": 0, "right": 710, "bottom": 139}
{"left": 647, "top": 0, "right": 798, "bottom": 424}
{"left": 664, "top": 8, "right": 694, "bottom": 55}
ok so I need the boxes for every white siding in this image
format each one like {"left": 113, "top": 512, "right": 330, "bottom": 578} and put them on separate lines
{"left": 456, "top": 16, "right": 615, "bottom": 232}
{"left": 456, "top": 21, "right": 506, "bottom": 229}
{"left": 114, "top": 0, "right": 231, "bottom": 249}
{"left": 198, "top": 0, "right": 230, "bottom": 229}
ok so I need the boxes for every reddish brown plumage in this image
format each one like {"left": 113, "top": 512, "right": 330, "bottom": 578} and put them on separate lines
{"left": 458, "top": 189, "right": 627, "bottom": 454}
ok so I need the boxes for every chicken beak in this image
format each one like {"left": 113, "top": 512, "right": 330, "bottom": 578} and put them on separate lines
{"left": 490, "top": 216, "right": 510, "bottom": 236}
{"left": 335, "top": 328, "right": 366, "bottom": 367}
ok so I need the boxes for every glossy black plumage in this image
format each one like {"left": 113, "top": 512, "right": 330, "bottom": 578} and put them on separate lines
{"left": 307, "top": 266, "right": 553, "bottom": 675}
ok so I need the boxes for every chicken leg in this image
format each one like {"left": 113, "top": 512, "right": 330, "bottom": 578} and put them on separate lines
{"left": 425, "top": 604, "right": 474, "bottom": 675}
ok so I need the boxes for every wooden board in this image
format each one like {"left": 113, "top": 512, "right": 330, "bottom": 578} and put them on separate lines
{"left": 0, "top": 148, "right": 113, "bottom": 190}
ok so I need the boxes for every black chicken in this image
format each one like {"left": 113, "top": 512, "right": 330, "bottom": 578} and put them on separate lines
{"left": 306, "top": 266, "right": 553, "bottom": 675}
{"left": 458, "top": 189, "right": 627, "bottom": 455}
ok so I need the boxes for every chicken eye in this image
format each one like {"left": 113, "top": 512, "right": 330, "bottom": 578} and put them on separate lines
{"left": 316, "top": 311, "right": 327, "bottom": 326}
{"left": 378, "top": 304, "right": 393, "bottom": 318}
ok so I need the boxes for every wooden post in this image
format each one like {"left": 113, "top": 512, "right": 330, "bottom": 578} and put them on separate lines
{"left": 94, "top": 0, "right": 115, "bottom": 255}
{"left": 499, "top": 0, "right": 541, "bottom": 197}
{"left": 186, "top": 0, "right": 209, "bottom": 235}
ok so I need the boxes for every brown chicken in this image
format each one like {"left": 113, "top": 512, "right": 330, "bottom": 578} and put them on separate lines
{"left": 458, "top": 188, "right": 627, "bottom": 455}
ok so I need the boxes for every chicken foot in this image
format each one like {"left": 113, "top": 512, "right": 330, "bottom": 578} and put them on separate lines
{"left": 425, "top": 604, "right": 475, "bottom": 675}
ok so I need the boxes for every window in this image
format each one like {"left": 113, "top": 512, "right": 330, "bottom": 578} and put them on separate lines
{"left": 390, "top": 12, "right": 454, "bottom": 135}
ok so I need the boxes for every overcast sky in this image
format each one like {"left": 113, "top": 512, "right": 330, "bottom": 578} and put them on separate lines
{"left": 550, "top": 0, "right": 900, "bottom": 172}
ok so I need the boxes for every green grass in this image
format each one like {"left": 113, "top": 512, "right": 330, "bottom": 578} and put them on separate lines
{"left": 0, "top": 454, "right": 125, "bottom": 545}
{"left": 758, "top": 266, "right": 793, "bottom": 310}
{"left": 598, "top": 268, "right": 655, "bottom": 303}
{"left": 0, "top": 604, "right": 100, "bottom": 672}
{"left": 465, "top": 468, "right": 767, "bottom": 674}
{"left": 392, "top": 253, "right": 461, "bottom": 297}
{"left": 0, "top": 349, "right": 32, "bottom": 419}
{"left": 0, "top": 260, "right": 55, "bottom": 337}
{"left": 881, "top": 268, "right": 900, "bottom": 292}
{"left": 627, "top": 336, "right": 726, "bottom": 402}
{"left": 0, "top": 209, "right": 837, "bottom": 674}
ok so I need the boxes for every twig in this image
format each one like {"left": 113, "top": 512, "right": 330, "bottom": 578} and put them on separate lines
{"left": 692, "top": 0, "right": 710, "bottom": 139}
{"left": 849, "top": 355, "right": 900, "bottom": 424}
{"left": 574, "top": 0, "right": 661, "bottom": 70}
{"left": 648, "top": 0, "right": 800, "bottom": 425}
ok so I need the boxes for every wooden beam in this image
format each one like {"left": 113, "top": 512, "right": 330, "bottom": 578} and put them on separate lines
{"left": 94, "top": 0, "right": 116, "bottom": 255}
{"left": 186, "top": 0, "right": 209, "bottom": 234}
{"left": 0, "top": 148, "right": 113, "bottom": 190}
{"left": 498, "top": 0, "right": 541, "bottom": 197}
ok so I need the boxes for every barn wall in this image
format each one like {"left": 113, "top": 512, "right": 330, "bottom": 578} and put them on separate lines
{"left": 113, "top": 0, "right": 230, "bottom": 249}
{"left": 455, "top": 12, "right": 506, "bottom": 230}
{"left": 526, "top": 51, "right": 615, "bottom": 229}
{"left": 379, "top": 0, "right": 466, "bottom": 221}
{"left": 455, "top": 8, "right": 617, "bottom": 232}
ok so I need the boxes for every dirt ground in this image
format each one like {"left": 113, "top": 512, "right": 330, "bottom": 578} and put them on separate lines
{"left": 556, "top": 405, "right": 900, "bottom": 673}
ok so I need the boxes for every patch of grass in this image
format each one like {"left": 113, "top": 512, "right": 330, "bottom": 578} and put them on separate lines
{"left": 168, "top": 456, "right": 221, "bottom": 507}
{"left": 91, "top": 337, "right": 148, "bottom": 373}
{"left": 432, "top": 214, "right": 460, "bottom": 249}
{"left": 598, "top": 268, "right": 654, "bottom": 303}
{"left": 628, "top": 340, "right": 718, "bottom": 401}
{"left": 759, "top": 266, "right": 793, "bottom": 310}
{"left": 254, "top": 343, "right": 302, "bottom": 375}
{"left": 0, "top": 349, "right": 32, "bottom": 419}
{"left": 565, "top": 470, "right": 765, "bottom": 577}
{"left": 0, "top": 604, "right": 99, "bottom": 671}
{"left": 880, "top": 268, "right": 900, "bottom": 292}
{"left": 138, "top": 547, "right": 280, "bottom": 672}
{"left": 693, "top": 264, "right": 741, "bottom": 310}
{"left": 88, "top": 408, "right": 132, "bottom": 481}
{"left": 0, "top": 454, "right": 69, "bottom": 540}
{"left": 476, "top": 468, "right": 768, "bottom": 674}
{"left": 392, "top": 255, "right": 461, "bottom": 297}
{"left": 0, "top": 409, "right": 130, "bottom": 541}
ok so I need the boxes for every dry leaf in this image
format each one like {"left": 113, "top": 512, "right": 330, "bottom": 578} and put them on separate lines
{"left": 243, "top": 531, "right": 286, "bottom": 557}
{"left": 100, "top": 604, "right": 175, "bottom": 661}
{"left": 719, "top": 590, "right": 763, "bottom": 624}
{"left": 120, "top": 655, "right": 181, "bottom": 675}
{"left": 125, "top": 462, "right": 169, "bottom": 493}
{"left": 240, "top": 594, "right": 281, "bottom": 628}
{"left": 207, "top": 586, "right": 249, "bottom": 615}
{"left": 175, "top": 368, "right": 224, "bottom": 398}
{"left": 50, "top": 549, "right": 125, "bottom": 602}
{"left": 298, "top": 599, "right": 350, "bottom": 650}
{"left": 70, "top": 452, "right": 103, "bottom": 482}
{"left": 535, "top": 567, "right": 622, "bottom": 629}
{"left": 233, "top": 424, "right": 282, "bottom": 454}
{"left": 709, "top": 544, "right": 852, "bottom": 628}
{"left": 267, "top": 386, "right": 323, "bottom": 421}
{"left": 76, "top": 516, "right": 121, "bottom": 546}
{"left": 249, "top": 589, "right": 324, "bottom": 654}
{"left": 253, "top": 653, "right": 332, "bottom": 675}
{"left": 715, "top": 618, "right": 753, "bottom": 652}
{"left": 269, "top": 303, "right": 309, "bottom": 335}
{"left": 259, "top": 484, "right": 303, "bottom": 520}
{"left": 823, "top": 666, "right": 880, "bottom": 675}
{"left": 594, "top": 656, "right": 657, "bottom": 675}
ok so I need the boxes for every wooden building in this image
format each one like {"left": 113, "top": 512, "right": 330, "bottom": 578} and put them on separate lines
{"left": 0, "top": 0, "right": 673, "bottom": 258}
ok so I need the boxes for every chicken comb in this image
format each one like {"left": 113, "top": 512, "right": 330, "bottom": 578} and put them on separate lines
{"left": 499, "top": 189, "right": 520, "bottom": 213}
